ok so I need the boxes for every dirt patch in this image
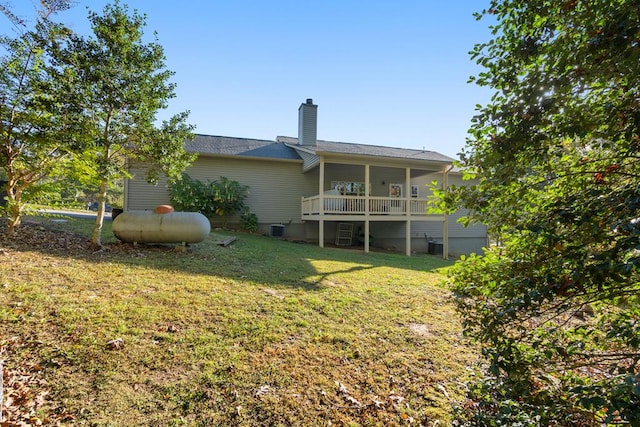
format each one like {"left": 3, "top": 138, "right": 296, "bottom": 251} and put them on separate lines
{"left": 407, "top": 323, "right": 438, "bottom": 339}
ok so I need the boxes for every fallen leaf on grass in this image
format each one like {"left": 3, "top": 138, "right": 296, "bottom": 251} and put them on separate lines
{"left": 400, "top": 413, "right": 414, "bottom": 423}
{"left": 254, "top": 385, "right": 272, "bottom": 397}
{"left": 436, "top": 383, "right": 449, "bottom": 399}
{"left": 344, "top": 395, "right": 362, "bottom": 406}
{"left": 0, "top": 340, "right": 70, "bottom": 426}
{"left": 371, "top": 397, "right": 385, "bottom": 408}
{"left": 335, "top": 381, "right": 362, "bottom": 407}
{"left": 388, "top": 393, "right": 405, "bottom": 404}
{"left": 105, "top": 337, "right": 124, "bottom": 350}
{"left": 335, "top": 381, "right": 348, "bottom": 395}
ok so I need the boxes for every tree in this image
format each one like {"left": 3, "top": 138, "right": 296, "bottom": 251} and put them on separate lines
{"left": 446, "top": 1, "right": 640, "bottom": 425}
{"left": 48, "top": 1, "right": 195, "bottom": 246}
{"left": 0, "top": 1, "right": 72, "bottom": 233}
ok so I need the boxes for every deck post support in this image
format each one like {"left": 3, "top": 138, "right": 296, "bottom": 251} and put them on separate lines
{"left": 319, "top": 157, "right": 325, "bottom": 248}
{"left": 365, "top": 164, "right": 370, "bottom": 253}
{"left": 364, "top": 220, "right": 370, "bottom": 253}
{"left": 406, "top": 220, "right": 411, "bottom": 256}
{"left": 405, "top": 167, "right": 411, "bottom": 256}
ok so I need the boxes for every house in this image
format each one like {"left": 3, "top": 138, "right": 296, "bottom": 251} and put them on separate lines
{"left": 124, "top": 99, "right": 487, "bottom": 258}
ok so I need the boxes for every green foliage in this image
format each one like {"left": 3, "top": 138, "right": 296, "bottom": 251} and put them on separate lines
{"left": 169, "top": 174, "right": 213, "bottom": 213}
{"left": 447, "top": 1, "right": 640, "bottom": 425}
{"left": 212, "top": 176, "right": 250, "bottom": 222}
{"left": 169, "top": 174, "right": 250, "bottom": 227}
{"left": 45, "top": 1, "right": 195, "bottom": 245}
{"left": 0, "top": 2, "right": 73, "bottom": 232}
{"left": 240, "top": 208, "right": 259, "bottom": 232}
{"left": 26, "top": 176, "right": 123, "bottom": 209}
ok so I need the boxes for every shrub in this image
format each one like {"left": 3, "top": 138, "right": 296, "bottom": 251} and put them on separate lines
{"left": 240, "top": 208, "right": 258, "bottom": 232}
{"left": 169, "top": 174, "right": 249, "bottom": 227}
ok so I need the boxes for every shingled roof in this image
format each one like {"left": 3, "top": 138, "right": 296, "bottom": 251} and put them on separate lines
{"left": 185, "top": 135, "right": 301, "bottom": 161}
{"left": 184, "top": 134, "right": 454, "bottom": 164}
{"left": 276, "top": 136, "right": 454, "bottom": 163}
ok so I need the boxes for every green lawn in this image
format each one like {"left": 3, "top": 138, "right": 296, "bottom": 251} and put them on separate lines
{"left": 0, "top": 215, "right": 477, "bottom": 426}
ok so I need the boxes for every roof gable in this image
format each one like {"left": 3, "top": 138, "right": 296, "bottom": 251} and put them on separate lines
{"left": 185, "top": 135, "right": 301, "bottom": 161}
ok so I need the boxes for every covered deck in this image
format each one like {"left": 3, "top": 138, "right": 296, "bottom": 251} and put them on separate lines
{"left": 282, "top": 136, "right": 455, "bottom": 258}
{"left": 301, "top": 193, "right": 446, "bottom": 257}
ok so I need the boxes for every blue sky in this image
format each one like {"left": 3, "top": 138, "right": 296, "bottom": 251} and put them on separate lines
{"left": 10, "top": 1, "right": 494, "bottom": 159}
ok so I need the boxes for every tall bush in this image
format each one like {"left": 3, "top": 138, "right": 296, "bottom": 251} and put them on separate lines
{"left": 446, "top": 1, "right": 640, "bottom": 425}
{"left": 169, "top": 174, "right": 250, "bottom": 227}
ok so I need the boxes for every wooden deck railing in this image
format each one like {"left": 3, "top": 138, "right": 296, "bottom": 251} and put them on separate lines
{"left": 301, "top": 195, "right": 436, "bottom": 217}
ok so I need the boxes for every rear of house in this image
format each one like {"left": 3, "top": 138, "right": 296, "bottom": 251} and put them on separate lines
{"left": 124, "top": 100, "right": 487, "bottom": 257}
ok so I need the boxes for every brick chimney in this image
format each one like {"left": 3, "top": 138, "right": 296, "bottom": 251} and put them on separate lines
{"left": 298, "top": 98, "right": 317, "bottom": 146}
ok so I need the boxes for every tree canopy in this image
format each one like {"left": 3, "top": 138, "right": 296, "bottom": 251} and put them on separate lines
{"left": 1, "top": 2, "right": 194, "bottom": 241}
{"left": 0, "top": 1, "right": 72, "bottom": 232}
{"left": 46, "top": 1, "right": 195, "bottom": 245}
{"left": 447, "top": 1, "right": 640, "bottom": 425}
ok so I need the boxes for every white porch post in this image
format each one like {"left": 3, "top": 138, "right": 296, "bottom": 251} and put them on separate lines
{"left": 405, "top": 167, "right": 411, "bottom": 256}
{"left": 319, "top": 157, "right": 325, "bottom": 248}
{"left": 364, "top": 164, "right": 370, "bottom": 253}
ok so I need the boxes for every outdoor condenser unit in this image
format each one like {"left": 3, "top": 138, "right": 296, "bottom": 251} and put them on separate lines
{"left": 270, "top": 224, "right": 285, "bottom": 238}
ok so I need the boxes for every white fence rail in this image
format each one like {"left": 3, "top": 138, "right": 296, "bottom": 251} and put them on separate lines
{"left": 301, "top": 195, "right": 434, "bottom": 217}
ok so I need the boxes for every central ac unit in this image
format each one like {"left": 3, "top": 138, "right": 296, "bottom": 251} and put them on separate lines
{"left": 270, "top": 224, "right": 285, "bottom": 237}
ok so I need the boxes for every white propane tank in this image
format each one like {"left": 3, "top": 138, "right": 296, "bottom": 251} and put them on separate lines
{"left": 112, "top": 208, "right": 210, "bottom": 244}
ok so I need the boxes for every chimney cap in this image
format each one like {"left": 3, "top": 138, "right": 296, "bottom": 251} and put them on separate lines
{"left": 306, "top": 98, "right": 313, "bottom": 104}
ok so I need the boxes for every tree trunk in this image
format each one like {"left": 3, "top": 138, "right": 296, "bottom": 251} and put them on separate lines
{"left": 5, "top": 178, "right": 21, "bottom": 234}
{"left": 91, "top": 179, "right": 109, "bottom": 247}
{"left": 7, "top": 203, "right": 21, "bottom": 233}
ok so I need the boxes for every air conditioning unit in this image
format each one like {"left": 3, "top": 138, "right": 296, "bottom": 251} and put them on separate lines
{"left": 270, "top": 224, "right": 285, "bottom": 238}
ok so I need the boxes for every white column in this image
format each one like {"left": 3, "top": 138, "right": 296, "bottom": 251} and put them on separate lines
{"left": 365, "top": 164, "right": 370, "bottom": 253}
{"left": 405, "top": 167, "right": 411, "bottom": 256}
{"left": 319, "top": 158, "right": 325, "bottom": 248}
{"left": 405, "top": 167, "right": 411, "bottom": 214}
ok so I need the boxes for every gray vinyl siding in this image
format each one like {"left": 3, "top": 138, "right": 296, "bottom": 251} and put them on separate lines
{"left": 445, "top": 173, "right": 488, "bottom": 255}
{"left": 297, "top": 149, "right": 320, "bottom": 172}
{"left": 190, "top": 156, "right": 314, "bottom": 224}
{"left": 125, "top": 167, "right": 171, "bottom": 210}
{"left": 126, "top": 156, "right": 315, "bottom": 227}
{"left": 411, "top": 171, "right": 487, "bottom": 256}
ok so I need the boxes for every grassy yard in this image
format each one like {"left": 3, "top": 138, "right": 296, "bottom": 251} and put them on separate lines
{"left": 0, "top": 215, "right": 477, "bottom": 426}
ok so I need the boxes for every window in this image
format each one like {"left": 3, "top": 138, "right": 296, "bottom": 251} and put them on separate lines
{"left": 389, "top": 183, "right": 403, "bottom": 197}
{"left": 331, "top": 181, "right": 367, "bottom": 196}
